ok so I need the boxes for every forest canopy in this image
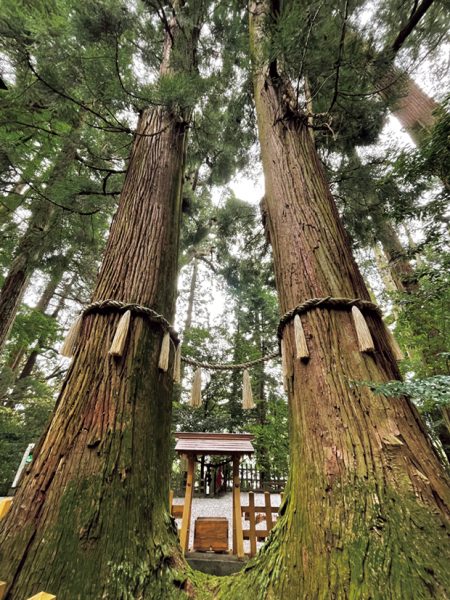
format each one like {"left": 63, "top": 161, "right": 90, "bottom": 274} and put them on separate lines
{"left": 0, "top": 0, "right": 449, "bottom": 598}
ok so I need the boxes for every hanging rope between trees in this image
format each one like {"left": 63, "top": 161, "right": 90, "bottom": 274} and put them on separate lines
{"left": 181, "top": 351, "right": 280, "bottom": 371}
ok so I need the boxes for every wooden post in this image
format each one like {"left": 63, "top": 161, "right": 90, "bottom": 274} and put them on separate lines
{"left": 232, "top": 464, "right": 236, "bottom": 552}
{"left": 232, "top": 455, "right": 244, "bottom": 558}
{"left": 180, "top": 454, "right": 195, "bottom": 553}
{"left": 169, "top": 489, "right": 174, "bottom": 515}
{"left": 264, "top": 491, "right": 273, "bottom": 531}
{"left": 248, "top": 491, "right": 257, "bottom": 557}
{"left": 0, "top": 581, "right": 6, "bottom": 600}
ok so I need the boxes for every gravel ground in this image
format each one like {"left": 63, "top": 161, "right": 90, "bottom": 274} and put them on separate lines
{"left": 173, "top": 492, "right": 281, "bottom": 554}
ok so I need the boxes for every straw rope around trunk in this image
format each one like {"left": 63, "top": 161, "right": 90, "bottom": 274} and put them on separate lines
{"left": 59, "top": 296, "right": 402, "bottom": 409}
{"left": 276, "top": 296, "right": 382, "bottom": 340}
{"left": 60, "top": 296, "right": 396, "bottom": 366}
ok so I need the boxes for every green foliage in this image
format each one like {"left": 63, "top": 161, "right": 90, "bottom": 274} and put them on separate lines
{"left": 5, "top": 307, "right": 60, "bottom": 354}
{"left": 394, "top": 97, "right": 450, "bottom": 206}
{"left": 372, "top": 0, "right": 449, "bottom": 60}
{"left": 0, "top": 385, "right": 54, "bottom": 495}
{"left": 175, "top": 190, "right": 288, "bottom": 480}
{"left": 395, "top": 244, "right": 450, "bottom": 379}
{"left": 361, "top": 375, "right": 450, "bottom": 413}
{"left": 330, "top": 150, "right": 419, "bottom": 248}
{"left": 268, "top": 0, "right": 387, "bottom": 152}
{"left": 248, "top": 398, "right": 289, "bottom": 477}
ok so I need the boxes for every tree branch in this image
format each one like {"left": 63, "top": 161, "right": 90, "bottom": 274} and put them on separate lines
{"left": 26, "top": 180, "right": 102, "bottom": 215}
{"left": 391, "top": 0, "right": 437, "bottom": 54}
{"left": 327, "top": 0, "right": 349, "bottom": 114}
{"left": 26, "top": 54, "right": 132, "bottom": 134}
{"left": 75, "top": 152, "right": 127, "bottom": 174}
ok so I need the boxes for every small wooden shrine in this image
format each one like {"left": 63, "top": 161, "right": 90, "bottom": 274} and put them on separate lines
{"left": 174, "top": 432, "right": 255, "bottom": 559}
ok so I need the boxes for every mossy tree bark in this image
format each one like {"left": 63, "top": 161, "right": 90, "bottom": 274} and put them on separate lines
{"left": 219, "top": 2, "right": 450, "bottom": 598}
{"left": 0, "top": 4, "right": 203, "bottom": 598}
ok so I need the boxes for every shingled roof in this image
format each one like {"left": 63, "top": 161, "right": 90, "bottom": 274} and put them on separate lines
{"left": 174, "top": 432, "right": 254, "bottom": 455}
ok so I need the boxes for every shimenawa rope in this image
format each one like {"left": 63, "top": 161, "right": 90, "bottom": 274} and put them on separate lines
{"left": 60, "top": 296, "right": 402, "bottom": 408}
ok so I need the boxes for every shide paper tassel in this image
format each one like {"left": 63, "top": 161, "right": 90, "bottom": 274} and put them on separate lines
{"left": 173, "top": 343, "right": 182, "bottom": 383}
{"left": 158, "top": 331, "right": 171, "bottom": 372}
{"left": 60, "top": 314, "right": 83, "bottom": 358}
{"left": 351, "top": 306, "right": 375, "bottom": 353}
{"left": 109, "top": 310, "right": 131, "bottom": 357}
{"left": 384, "top": 324, "right": 404, "bottom": 361}
{"left": 190, "top": 368, "right": 202, "bottom": 407}
{"left": 281, "top": 338, "right": 288, "bottom": 392}
{"left": 294, "top": 314, "right": 309, "bottom": 360}
{"left": 242, "top": 369, "right": 256, "bottom": 409}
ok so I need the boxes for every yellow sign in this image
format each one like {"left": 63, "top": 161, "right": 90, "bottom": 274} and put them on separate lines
{"left": 0, "top": 498, "right": 12, "bottom": 520}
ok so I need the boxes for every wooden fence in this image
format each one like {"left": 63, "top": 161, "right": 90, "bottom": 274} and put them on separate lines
{"left": 228, "top": 466, "right": 286, "bottom": 493}
{"left": 241, "top": 491, "right": 281, "bottom": 557}
{"left": 172, "top": 466, "right": 286, "bottom": 497}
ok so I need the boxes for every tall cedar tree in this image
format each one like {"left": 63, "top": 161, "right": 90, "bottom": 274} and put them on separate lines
{"left": 218, "top": 2, "right": 450, "bottom": 598}
{"left": 0, "top": 2, "right": 205, "bottom": 598}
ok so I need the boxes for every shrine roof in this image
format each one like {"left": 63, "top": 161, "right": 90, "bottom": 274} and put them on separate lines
{"left": 174, "top": 432, "right": 254, "bottom": 456}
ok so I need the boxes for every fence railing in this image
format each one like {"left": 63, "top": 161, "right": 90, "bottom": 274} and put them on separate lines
{"left": 241, "top": 491, "right": 281, "bottom": 557}
{"left": 171, "top": 467, "right": 287, "bottom": 497}
{"left": 228, "top": 466, "right": 286, "bottom": 493}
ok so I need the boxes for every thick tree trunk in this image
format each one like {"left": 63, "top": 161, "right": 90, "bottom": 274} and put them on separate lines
{"left": 0, "top": 102, "right": 191, "bottom": 598}
{"left": 0, "top": 133, "right": 79, "bottom": 357}
{"left": 220, "top": 3, "right": 450, "bottom": 597}
{"left": 0, "top": 3, "right": 204, "bottom": 596}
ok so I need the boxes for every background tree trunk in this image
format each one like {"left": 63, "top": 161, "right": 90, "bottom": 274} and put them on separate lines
{"left": 381, "top": 72, "right": 438, "bottom": 145}
{"left": 0, "top": 131, "right": 79, "bottom": 356}
{"left": 376, "top": 220, "right": 418, "bottom": 294}
{"left": 184, "top": 257, "right": 198, "bottom": 333}
{"left": 374, "top": 231, "right": 450, "bottom": 461}
{"left": 17, "top": 274, "right": 72, "bottom": 381}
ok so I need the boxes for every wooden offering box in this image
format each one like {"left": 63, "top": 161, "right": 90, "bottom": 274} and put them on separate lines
{"left": 194, "top": 517, "right": 228, "bottom": 552}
